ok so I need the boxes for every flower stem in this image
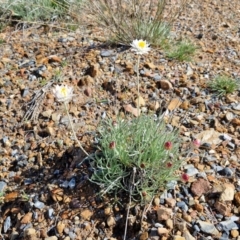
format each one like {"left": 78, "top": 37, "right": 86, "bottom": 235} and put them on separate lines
{"left": 137, "top": 55, "right": 140, "bottom": 116}
{"left": 64, "top": 102, "right": 89, "bottom": 156}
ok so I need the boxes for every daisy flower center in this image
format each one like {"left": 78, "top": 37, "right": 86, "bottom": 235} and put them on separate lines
{"left": 60, "top": 87, "right": 67, "bottom": 97}
{"left": 138, "top": 41, "right": 146, "bottom": 49}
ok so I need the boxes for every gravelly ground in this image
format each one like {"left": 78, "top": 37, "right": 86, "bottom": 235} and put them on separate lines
{"left": 0, "top": 0, "right": 240, "bottom": 239}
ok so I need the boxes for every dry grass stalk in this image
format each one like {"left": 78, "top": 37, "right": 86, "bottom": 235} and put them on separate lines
{"left": 80, "top": 0, "right": 190, "bottom": 46}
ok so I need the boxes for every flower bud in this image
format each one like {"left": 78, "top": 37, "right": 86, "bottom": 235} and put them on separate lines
{"left": 166, "top": 162, "right": 173, "bottom": 168}
{"left": 112, "top": 121, "right": 117, "bottom": 127}
{"left": 192, "top": 139, "right": 201, "bottom": 148}
{"left": 181, "top": 173, "right": 189, "bottom": 182}
{"left": 142, "top": 191, "right": 147, "bottom": 197}
{"left": 164, "top": 141, "right": 172, "bottom": 150}
{"left": 109, "top": 141, "right": 116, "bottom": 149}
{"left": 140, "top": 163, "right": 146, "bottom": 168}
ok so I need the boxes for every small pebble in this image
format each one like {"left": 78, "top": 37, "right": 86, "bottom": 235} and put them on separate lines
{"left": 4, "top": 216, "right": 11, "bottom": 233}
{"left": 100, "top": 50, "right": 116, "bottom": 57}
{"left": 34, "top": 201, "right": 45, "bottom": 210}
{"left": 0, "top": 181, "right": 7, "bottom": 192}
{"left": 177, "top": 201, "right": 189, "bottom": 212}
{"left": 217, "top": 167, "right": 234, "bottom": 177}
{"left": 231, "top": 229, "right": 239, "bottom": 238}
{"left": 166, "top": 219, "right": 173, "bottom": 229}
{"left": 107, "top": 216, "right": 116, "bottom": 227}
{"left": 157, "top": 228, "right": 169, "bottom": 236}
{"left": 197, "top": 220, "right": 219, "bottom": 235}
{"left": 68, "top": 231, "right": 76, "bottom": 240}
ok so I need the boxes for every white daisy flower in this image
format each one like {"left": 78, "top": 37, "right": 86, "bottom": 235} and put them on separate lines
{"left": 131, "top": 39, "right": 150, "bottom": 55}
{"left": 52, "top": 85, "right": 73, "bottom": 102}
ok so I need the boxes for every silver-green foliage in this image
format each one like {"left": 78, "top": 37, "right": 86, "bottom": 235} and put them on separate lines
{"left": 208, "top": 75, "right": 240, "bottom": 96}
{"left": 0, "top": 0, "right": 82, "bottom": 22}
{"left": 91, "top": 115, "right": 181, "bottom": 202}
{"left": 80, "top": 0, "right": 188, "bottom": 46}
{"left": 166, "top": 40, "right": 197, "bottom": 61}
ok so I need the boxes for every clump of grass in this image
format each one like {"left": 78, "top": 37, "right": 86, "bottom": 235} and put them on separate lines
{"left": 166, "top": 40, "right": 197, "bottom": 61}
{"left": 80, "top": 0, "right": 189, "bottom": 46}
{"left": 0, "top": 0, "right": 83, "bottom": 29}
{"left": 208, "top": 75, "right": 240, "bottom": 96}
{"left": 91, "top": 115, "right": 182, "bottom": 202}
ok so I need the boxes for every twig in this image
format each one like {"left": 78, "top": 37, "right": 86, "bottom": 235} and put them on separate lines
{"left": 22, "top": 81, "right": 53, "bottom": 122}
{"left": 123, "top": 167, "right": 136, "bottom": 240}
{"left": 64, "top": 102, "right": 89, "bottom": 157}
{"left": 136, "top": 55, "right": 140, "bottom": 116}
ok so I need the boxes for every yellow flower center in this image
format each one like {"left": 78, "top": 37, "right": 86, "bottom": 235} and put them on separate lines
{"left": 138, "top": 41, "right": 146, "bottom": 49}
{"left": 60, "top": 87, "right": 67, "bottom": 97}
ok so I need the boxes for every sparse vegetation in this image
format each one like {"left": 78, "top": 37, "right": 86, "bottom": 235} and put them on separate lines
{"left": 80, "top": 0, "right": 189, "bottom": 46}
{"left": 0, "top": 0, "right": 83, "bottom": 30}
{"left": 91, "top": 115, "right": 181, "bottom": 202}
{"left": 208, "top": 75, "right": 240, "bottom": 96}
{"left": 166, "top": 40, "right": 197, "bottom": 61}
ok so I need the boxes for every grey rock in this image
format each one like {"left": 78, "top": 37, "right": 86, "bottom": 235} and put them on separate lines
{"left": 48, "top": 208, "right": 54, "bottom": 219}
{"left": 197, "top": 172, "right": 207, "bottom": 179}
{"left": 69, "top": 231, "right": 76, "bottom": 239}
{"left": 2, "top": 136, "right": 9, "bottom": 144}
{"left": 199, "top": 215, "right": 206, "bottom": 221}
{"left": 219, "top": 231, "right": 229, "bottom": 240}
{"left": 60, "top": 116, "right": 70, "bottom": 125}
{"left": 183, "top": 164, "right": 194, "bottom": 169}
{"left": 185, "top": 166, "right": 199, "bottom": 176}
{"left": 154, "top": 223, "right": 164, "bottom": 228}
{"left": 68, "top": 178, "right": 76, "bottom": 189}
{"left": 218, "top": 219, "right": 238, "bottom": 231}
{"left": 11, "top": 149, "right": 18, "bottom": 156}
{"left": 24, "top": 179, "right": 33, "bottom": 185}
{"left": 33, "top": 211, "right": 38, "bottom": 220}
{"left": 67, "top": 37, "right": 75, "bottom": 42}
{"left": 34, "top": 201, "right": 45, "bottom": 209}
{"left": 213, "top": 165, "right": 224, "bottom": 172}
{"left": 228, "top": 215, "right": 239, "bottom": 221}
{"left": 215, "top": 214, "right": 224, "bottom": 220}
{"left": 177, "top": 201, "right": 189, "bottom": 212}
{"left": 221, "top": 134, "right": 232, "bottom": 141}
{"left": 153, "top": 74, "right": 162, "bottom": 81}
{"left": 64, "top": 227, "right": 70, "bottom": 234}
{"left": 8, "top": 171, "right": 16, "bottom": 178}
{"left": 109, "top": 66, "right": 114, "bottom": 72}
{"left": 166, "top": 180, "right": 177, "bottom": 189}
{"left": 38, "top": 65, "right": 47, "bottom": 71}
{"left": 4, "top": 216, "right": 11, "bottom": 233}
{"left": 218, "top": 167, "right": 234, "bottom": 177}
{"left": 0, "top": 181, "right": 7, "bottom": 192}
{"left": 233, "top": 103, "right": 240, "bottom": 111}
{"left": 61, "top": 180, "right": 69, "bottom": 188}
{"left": 58, "top": 37, "right": 68, "bottom": 43}
{"left": 227, "top": 141, "right": 235, "bottom": 150}
{"left": 21, "top": 88, "right": 29, "bottom": 98}
{"left": 193, "top": 224, "right": 200, "bottom": 232}
{"left": 100, "top": 50, "right": 116, "bottom": 57}
{"left": 150, "top": 227, "right": 158, "bottom": 237}
{"left": 18, "top": 160, "right": 28, "bottom": 167}
{"left": 198, "top": 220, "right": 219, "bottom": 235}
{"left": 204, "top": 155, "right": 217, "bottom": 162}
{"left": 28, "top": 74, "right": 37, "bottom": 81}
{"left": 160, "top": 190, "right": 168, "bottom": 199}
{"left": 19, "top": 60, "right": 36, "bottom": 68}
{"left": 113, "top": 65, "right": 123, "bottom": 74}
